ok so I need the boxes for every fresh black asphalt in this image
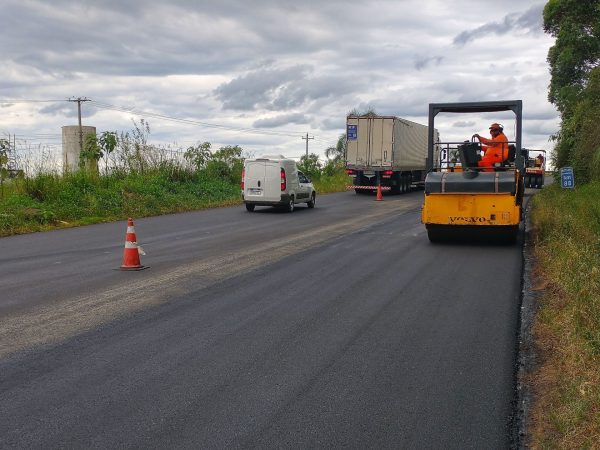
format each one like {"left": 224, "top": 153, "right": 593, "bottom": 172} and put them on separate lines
{"left": 0, "top": 190, "right": 527, "bottom": 449}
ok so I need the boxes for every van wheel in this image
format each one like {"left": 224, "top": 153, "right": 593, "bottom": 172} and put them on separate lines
{"left": 245, "top": 203, "right": 255, "bottom": 212}
{"left": 307, "top": 193, "right": 316, "bottom": 208}
{"left": 285, "top": 197, "right": 294, "bottom": 212}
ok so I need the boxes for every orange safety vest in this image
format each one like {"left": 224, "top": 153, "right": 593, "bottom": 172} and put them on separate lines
{"left": 477, "top": 132, "right": 509, "bottom": 169}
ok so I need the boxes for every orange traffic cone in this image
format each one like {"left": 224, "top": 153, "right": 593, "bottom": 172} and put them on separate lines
{"left": 375, "top": 184, "right": 383, "bottom": 201}
{"left": 118, "top": 218, "right": 148, "bottom": 271}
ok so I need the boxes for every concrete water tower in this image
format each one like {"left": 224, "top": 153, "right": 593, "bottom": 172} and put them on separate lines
{"left": 62, "top": 125, "right": 97, "bottom": 172}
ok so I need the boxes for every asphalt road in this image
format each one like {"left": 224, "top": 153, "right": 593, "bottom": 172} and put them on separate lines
{"left": 0, "top": 188, "right": 531, "bottom": 449}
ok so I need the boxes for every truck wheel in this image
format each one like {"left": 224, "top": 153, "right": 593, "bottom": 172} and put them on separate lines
{"left": 285, "top": 197, "right": 295, "bottom": 212}
{"left": 307, "top": 193, "right": 316, "bottom": 208}
{"left": 245, "top": 203, "right": 255, "bottom": 212}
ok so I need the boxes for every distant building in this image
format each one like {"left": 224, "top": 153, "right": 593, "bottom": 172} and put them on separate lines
{"left": 62, "top": 125, "right": 97, "bottom": 172}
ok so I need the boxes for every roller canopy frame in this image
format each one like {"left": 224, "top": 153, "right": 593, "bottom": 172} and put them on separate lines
{"left": 427, "top": 100, "right": 523, "bottom": 172}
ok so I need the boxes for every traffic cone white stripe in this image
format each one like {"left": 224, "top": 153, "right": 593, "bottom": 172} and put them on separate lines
{"left": 127, "top": 226, "right": 136, "bottom": 233}
{"left": 124, "top": 241, "right": 138, "bottom": 249}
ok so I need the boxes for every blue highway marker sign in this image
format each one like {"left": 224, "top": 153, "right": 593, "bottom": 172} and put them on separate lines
{"left": 560, "top": 167, "right": 575, "bottom": 189}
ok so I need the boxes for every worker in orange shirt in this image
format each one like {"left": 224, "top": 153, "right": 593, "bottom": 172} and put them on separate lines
{"left": 535, "top": 153, "right": 544, "bottom": 167}
{"left": 473, "top": 123, "right": 509, "bottom": 171}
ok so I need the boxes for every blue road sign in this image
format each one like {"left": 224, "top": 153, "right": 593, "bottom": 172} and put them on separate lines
{"left": 347, "top": 125, "right": 357, "bottom": 140}
{"left": 560, "top": 167, "right": 575, "bottom": 189}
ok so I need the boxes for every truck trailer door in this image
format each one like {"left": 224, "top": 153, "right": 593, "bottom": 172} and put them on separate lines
{"left": 368, "top": 118, "right": 393, "bottom": 168}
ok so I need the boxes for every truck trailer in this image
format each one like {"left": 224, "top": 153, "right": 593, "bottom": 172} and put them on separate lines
{"left": 345, "top": 115, "right": 438, "bottom": 194}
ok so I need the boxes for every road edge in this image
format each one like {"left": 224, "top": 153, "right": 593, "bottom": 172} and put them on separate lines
{"left": 511, "top": 199, "right": 539, "bottom": 449}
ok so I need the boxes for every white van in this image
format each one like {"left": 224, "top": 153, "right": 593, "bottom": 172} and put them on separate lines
{"left": 242, "top": 155, "right": 316, "bottom": 212}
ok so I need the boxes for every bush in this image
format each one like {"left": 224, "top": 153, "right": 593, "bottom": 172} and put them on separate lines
{"left": 22, "top": 173, "right": 61, "bottom": 202}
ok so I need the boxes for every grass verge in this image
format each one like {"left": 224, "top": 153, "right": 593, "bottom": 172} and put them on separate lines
{"left": 0, "top": 171, "right": 241, "bottom": 236}
{"left": 312, "top": 172, "right": 352, "bottom": 194}
{"left": 0, "top": 171, "right": 351, "bottom": 237}
{"left": 529, "top": 182, "right": 600, "bottom": 448}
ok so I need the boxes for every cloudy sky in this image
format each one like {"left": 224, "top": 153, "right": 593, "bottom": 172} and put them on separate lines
{"left": 0, "top": 0, "right": 558, "bottom": 164}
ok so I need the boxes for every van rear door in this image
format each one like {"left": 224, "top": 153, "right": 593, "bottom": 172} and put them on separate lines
{"left": 263, "top": 161, "right": 281, "bottom": 201}
{"left": 245, "top": 160, "right": 281, "bottom": 202}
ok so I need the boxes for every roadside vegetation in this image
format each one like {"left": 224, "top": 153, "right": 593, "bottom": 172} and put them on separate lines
{"left": 530, "top": 183, "right": 600, "bottom": 448}
{"left": 0, "top": 122, "right": 350, "bottom": 237}
{"left": 527, "top": 1, "right": 600, "bottom": 447}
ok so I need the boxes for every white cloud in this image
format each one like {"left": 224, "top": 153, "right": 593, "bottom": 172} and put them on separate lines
{"left": 0, "top": 0, "right": 557, "bottom": 162}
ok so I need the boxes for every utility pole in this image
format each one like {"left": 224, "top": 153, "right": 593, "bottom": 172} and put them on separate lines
{"left": 68, "top": 97, "right": 91, "bottom": 153}
{"left": 302, "top": 133, "right": 314, "bottom": 159}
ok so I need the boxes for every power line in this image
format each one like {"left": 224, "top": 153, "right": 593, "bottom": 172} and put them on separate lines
{"left": 0, "top": 98, "right": 341, "bottom": 147}
{"left": 89, "top": 100, "right": 318, "bottom": 140}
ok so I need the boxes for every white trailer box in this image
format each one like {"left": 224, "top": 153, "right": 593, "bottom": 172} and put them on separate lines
{"left": 345, "top": 116, "right": 438, "bottom": 193}
{"left": 346, "top": 116, "right": 434, "bottom": 170}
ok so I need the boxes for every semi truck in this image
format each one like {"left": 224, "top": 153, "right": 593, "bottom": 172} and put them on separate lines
{"left": 344, "top": 115, "right": 438, "bottom": 194}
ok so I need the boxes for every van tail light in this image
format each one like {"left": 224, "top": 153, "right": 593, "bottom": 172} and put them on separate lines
{"left": 345, "top": 169, "right": 355, "bottom": 175}
{"left": 241, "top": 168, "right": 245, "bottom": 190}
{"left": 280, "top": 168, "right": 286, "bottom": 191}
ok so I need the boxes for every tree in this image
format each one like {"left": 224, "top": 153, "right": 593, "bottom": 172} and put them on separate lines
{"left": 347, "top": 106, "right": 379, "bottom": 118}
{"left": 184, "top": 141, "right": 212, "bottom": 171}
{"left": 98, "top": 131, "right": 118, "bottom": 175}
{"left": 211, "top": 145, "right": 243, "bottom": 167}
{"left": 80, "top": 133, "right": 101, "bottom": 173}
{"left": 543, "top": 0, "right": 600, "bottom": 173}
{"left": 206, "top": 145, "right": 245, "bottom": 183}
{"left": 298, "top": 153, "right": 322, "bottom": 178}
{"left": 325, "top": 133, "right": 347, "bottom": 163}
{"left": 544, "top": 0, "right": 600, "bottom": 116}
{"left": 566, "top": 66, "right": 600, "bottom": 182}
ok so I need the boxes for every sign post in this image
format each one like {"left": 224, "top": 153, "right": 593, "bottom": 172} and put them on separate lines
{"left": 560, "top": 167, "right": 575, "bottom": 189}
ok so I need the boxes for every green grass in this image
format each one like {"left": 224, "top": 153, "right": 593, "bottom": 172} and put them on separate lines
{"left": 312, "top": 172, "right": 352, "bottom": 194}
{"left": 0, "top": 170, "right": 241, "bottom": 236}
{"left": 0, "top": 169, "right": 351, "bottom": 237}
{"left": 529, "top": 182, "right": 600, "bottom": 448}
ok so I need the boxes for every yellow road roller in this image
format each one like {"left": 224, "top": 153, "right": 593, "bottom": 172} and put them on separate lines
{"left": 421, "top": 100, "right": 525, "bottom": 243}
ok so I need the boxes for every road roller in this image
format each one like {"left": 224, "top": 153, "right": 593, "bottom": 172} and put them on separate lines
{"left": 524, "top": 149, "right": 546, "bottom": 189}
{"left": 421, "top": 100, "right": 525, "bottom": 244}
